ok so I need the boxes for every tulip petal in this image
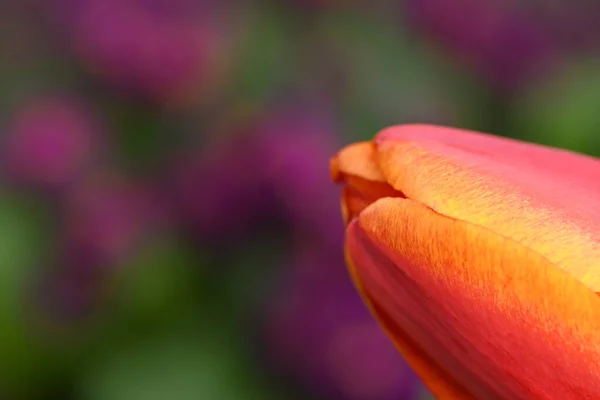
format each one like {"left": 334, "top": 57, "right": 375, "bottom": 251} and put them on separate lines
{"left": 344, "top": 247, "right": 476, "bottom": 400}
{"left": 331, "top": 142, "right": 386, "bottom": 183}
{"left": 346, "top": 197, "right": 600, "bottom": 399}
{"left": 374, "top": 124, "right": 600, "bottom": 292}
{"left": 331, "top": 141, "right": 404, "bottom": 223}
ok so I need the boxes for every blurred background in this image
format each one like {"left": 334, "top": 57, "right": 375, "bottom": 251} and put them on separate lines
{"left": 2, "top": 0, "right": 600, "bottom": 399}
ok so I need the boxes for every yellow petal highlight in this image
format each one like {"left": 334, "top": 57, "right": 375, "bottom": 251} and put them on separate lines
{"left": 375, "top": 134, "right": 600, "bottom": 292}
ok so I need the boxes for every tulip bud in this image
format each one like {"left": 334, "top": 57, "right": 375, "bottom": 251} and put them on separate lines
{"left": 331, "top": 124, "right": 600, "bottom": 399}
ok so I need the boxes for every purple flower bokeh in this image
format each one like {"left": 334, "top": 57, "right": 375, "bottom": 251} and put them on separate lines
{"left": 404, "top": 0, "right": 600, "bottom": 92}
{"left": 255, "top": 108, "right": 344, "bottom": 250}
{"left": 405, "top": 0, "right": 558, "bottom": 91}
{"left": 286, "top": 0, "right": 352, "bottom": 8}
{"left": 65, "top": 0, "right": 228, "bottom": 103}
{"left": 168, "top": 104, "right": 343, "bottom": 249}
{"left": 1, "top": 94, "right": 102, "bottom": 192}
{"left": 60, "top": 172, "right": 166, "bottom": 267}
{"left": 169, "top": 130, "right": 276, "bottom": 242}
{"left": 35, "top": 260, "right": 107, "bottom": 324}
{"left": 34, "top": 172, "right": 168, "bottom": 324}
{"left": 264, "top": 251, "right": 420, "bottom": 400}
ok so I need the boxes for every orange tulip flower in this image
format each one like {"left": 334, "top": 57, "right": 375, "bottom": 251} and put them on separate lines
{"left": 330, "top": 124, "right": 600, "bottom": 400}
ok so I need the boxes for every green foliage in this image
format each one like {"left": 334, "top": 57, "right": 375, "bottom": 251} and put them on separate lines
{"left": 0, "top": 192, "right": 65, "bottom": 396}
{"left": 512, "top": 59, "right": 600, "bottom": 155}
{"left": 78, "top": 322, "right": 281, "bottom": 400}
